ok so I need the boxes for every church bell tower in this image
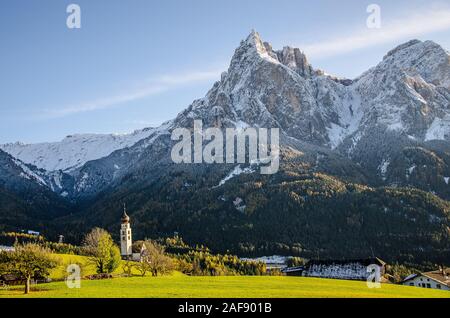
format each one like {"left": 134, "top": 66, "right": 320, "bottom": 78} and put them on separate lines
{"left": 120, "top": 204, "right": 132, "bottom": 259}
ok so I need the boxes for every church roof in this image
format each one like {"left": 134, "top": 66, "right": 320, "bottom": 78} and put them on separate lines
{"left": 121, "top": 204, "right": 130, "bottom": 223}
{"left": 132, "top": 241, "right": 147, "bottom": 254}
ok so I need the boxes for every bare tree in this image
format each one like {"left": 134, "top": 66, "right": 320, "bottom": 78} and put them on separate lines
{"left": 141, "top": 240, "right": 174, "bottom": 277}
{"left": 135, "top": 256, "right": 151, "bottom": 277}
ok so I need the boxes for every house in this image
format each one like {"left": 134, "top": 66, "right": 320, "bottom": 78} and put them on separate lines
{"left": 282, "top": 266, "right": 305, "bottom": 276}
{"left": 131, "top": 241, "right": 148, "bottom": 262}
{"left": 282, "top": 258, "right": 386, "bottom": 281}
{"left": 402, "top": 268, "right": 450, "bottom": 291}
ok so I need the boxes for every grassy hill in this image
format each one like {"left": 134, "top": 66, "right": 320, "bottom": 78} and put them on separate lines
{"left": 1, "top": 275, "right": 449, "bottom": 298}
{"left": 48, "top": 253, "right": 145, "bottom": 280}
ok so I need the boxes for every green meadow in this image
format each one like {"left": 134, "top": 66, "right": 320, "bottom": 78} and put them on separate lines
{"left": 47, "top": 253, "right": 144, "bottom": 280}
{"left": 0, "top": 254, "right": 448, "bottom": 298}
{"left": 1, "top": 275, "right": 449, "bottom": 298}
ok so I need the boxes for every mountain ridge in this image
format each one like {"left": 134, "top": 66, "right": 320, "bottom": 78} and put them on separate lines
{"left": 0, "top": 127, "right": 158, "bottom": 172}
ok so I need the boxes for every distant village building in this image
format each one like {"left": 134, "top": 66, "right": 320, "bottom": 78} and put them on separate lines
{"left": 241, "top": 255, "right": 288, "bottom": 272}
{"left": 120, "top": 205, "right": 133, "bottom": 259}
{"left": 283, "top": 258, "right": 386, "bottom": 281}
{"left": 402, "top": 268, "right": 450, "bottom": 291}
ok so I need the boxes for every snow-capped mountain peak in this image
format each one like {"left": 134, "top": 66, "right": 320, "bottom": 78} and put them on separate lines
{"left": 231, "top": 31, "right": 316, "bottom": 78}
{"left": 381, "top": 39, "right": 450, "bottom": 89}
{"left": 243, "top": 30, "right": 268, "bottom": 54}
{"left": 175, "top": 33, "right": 449, "bottom": 150}
{"left": 352, "top": 38, "right": 450, "bottom": 139}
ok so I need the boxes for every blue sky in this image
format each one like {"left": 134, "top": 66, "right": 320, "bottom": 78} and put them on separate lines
{"left": 0, "top": 0, "right": 449, "bottom": 143}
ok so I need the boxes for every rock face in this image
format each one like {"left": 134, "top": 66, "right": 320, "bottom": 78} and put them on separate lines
{"left": 352, "top": 39, "right": 450, "bottom": 139}
{"left": 174, "top": 32, "right": 450, "bottom": 152}
{"left": 0, "top": 32, "right": 449, "bottom": 262}
{"left": 175, "top": 31, "right": 348, "bottom": 146}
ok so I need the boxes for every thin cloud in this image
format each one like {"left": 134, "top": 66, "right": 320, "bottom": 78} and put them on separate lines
{"left": 300, "top": 7, "right": 450, "bottom": 58}
{"left": 43, "top": 68, "right": 224, "bottom": 118}
{"left": 157, "top": 70, "right": 225, "bottom": 85}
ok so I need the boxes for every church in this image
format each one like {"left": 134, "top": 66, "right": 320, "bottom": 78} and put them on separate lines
{"left": 120, "top": 205, "right": 145, "bottom": 261}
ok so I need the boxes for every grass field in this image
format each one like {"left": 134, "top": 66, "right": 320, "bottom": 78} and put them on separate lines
{"left": 47, "top": 253, "right": 145, "bottom": 280}
{"left": 1, "top": 275, "right": 450, "bottom": 298}
{"left": 1, "top": 254, "right": 449, "bottom": 298}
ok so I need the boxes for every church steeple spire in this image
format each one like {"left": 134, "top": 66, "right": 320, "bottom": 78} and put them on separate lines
{"left": 120, "top": 203, "right": 132, "bottom": 259}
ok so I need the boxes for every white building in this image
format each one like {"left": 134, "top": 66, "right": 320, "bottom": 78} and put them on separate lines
{"left": 402, "top": 269, "right": 450, "bottom": 291}
{"left": 120, "top": 205, "right": 132, "bottom": 259}
{"left": 131, "top": 241, "right": 147, "bottom": 262}
{"left": 283, "top": 258, "right": 386, "bottom": 281}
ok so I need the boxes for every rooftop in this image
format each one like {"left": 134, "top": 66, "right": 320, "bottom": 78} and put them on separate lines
{"left": 403, "top": 268, "right": 450, "bottom": 287}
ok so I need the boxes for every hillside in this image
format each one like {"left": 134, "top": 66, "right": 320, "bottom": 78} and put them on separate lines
{"left": 65, "top": 159, "right": 450, "bottom": 264}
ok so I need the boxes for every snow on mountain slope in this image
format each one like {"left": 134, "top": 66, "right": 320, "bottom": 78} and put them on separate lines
{"left": 214, "top": 164, "right": 256, "bottom": 188}
{"left": 425, "top": 114, "right": 450, "bottom": 141}
{"left": 353, "top": 39, "right": 450, "bottom": 139}
{"left": 0, "top": 148, "right": 75, "bottom": 198}
{"left": 385, "top": 40, "right": 450, "bottom": 89}
{"left": 11, "top": 157, "right": 47, "bottom": 187}
{"left": 0, "top": 128, "right": 156, "bottom": 172}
